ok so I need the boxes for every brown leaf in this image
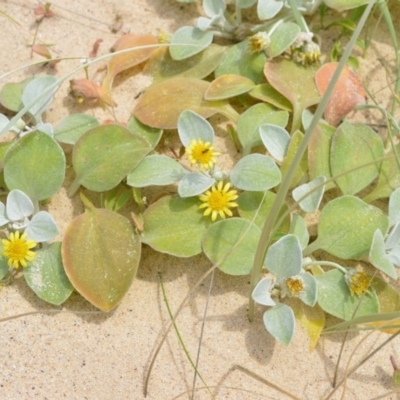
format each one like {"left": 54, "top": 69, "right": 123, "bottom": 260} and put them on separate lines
{"left": 315, "top": 62, "right": 366, "bottom": 126}
{"left": 69, "top": 79, "right": 115, "bottom": 106}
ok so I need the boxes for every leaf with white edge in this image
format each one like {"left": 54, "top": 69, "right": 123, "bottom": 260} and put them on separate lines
{"left": 266, "top": 22, "right": 300, "bottom": 59}
{"left": 252, "top": 277, "right": 276, "bottom": 306}
{"left": 259, "top": 123, "right": 290, "bottom": 161}
{"left": 237, "top": 191, "right": 290, "bottom": 235}
{"left": 24, "top": 242, "right": 73, "bottom": 306}
{"left": 292, "top": 176, "right": 326, "bottom": 213}
{"left": 142, "top": 195, "right": 209, "bottom": 257}
{"left": 62, "top": 206, "right": 141, "bottom": 311}
{"left": 170, "top": 26, "right": 213, "bottom": 60}
{"left": 230, "top": 154, "right": 281, "bottom": 191}
{"left": 263, "top": 303, "right": 295, "bottom": 346}
{"left": 6, "top": 189, "right": 34, "bottom": 221}
{"left": 68, "top": 124, "right": 151, "bottom": 196}
{"left": 237, "top": 102, "right": 289, "bottom": 154}
{"left": 178, "top": 173, "right": 215, "bottom": 197}
{"left": 257, "top": 0, "right": 284, "bottom": 19}
{"left": 202, "top": 218, "right": 261, "bottom": 275}
{"left": 298, "top": 272, "right": 318, "bottom": 307}
{"left": 389, "top": 188, "right": 400, "bottom": 227}
{"left": 330, "top": 122, "right": 383, "bottom": 195}
{"left": 54, "top": 114, "right": 100, "bottom": 144}
{"left": 127, "top": 155, "right": 187, "bottom": 187}
{"left": 4, "top": 131, "right": 65, "bottom": 202}
{"left": 317, "top": 269, "right": 379, "bottom": 320}
{"left": 289, "top": 214, "right": 309, "bottom": 250}
{"left": 314, "top": 196, "right": 389, "bottom": 259}
{"left": 127, "top": 116, "right": 162, "bottom": 149}
{"left": 22, "top": 75, "right": 58, "bottom": 123}
{"left": 25, "top": 211, "right": 58, "bottom": 242}
{"left": 203, "top": 0, "right": 226, "bottom": 16}
{"left": 369, "top": 229, "right": 397, "bottom": 279}
{"left": 265, "top": 234, "right": 302, "bottom": 278}
{"left": 178, "top": 110, "right": 215, "bottom": 147}
{"left": 386, "top": 223, "right": 400, "bottom": 249}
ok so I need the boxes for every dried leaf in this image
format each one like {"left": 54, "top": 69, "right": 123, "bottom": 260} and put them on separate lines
{"left": 69, "top": 78, "right": 115, "bottom": 106}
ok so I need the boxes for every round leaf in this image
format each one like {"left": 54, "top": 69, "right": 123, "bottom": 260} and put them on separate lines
{"left": 315, "top": 196, "right": 389, "bottom": 259}
{"left": 177, "top": 110, "right": 215, "bottom": 147}
{"left": 266, "top": 22, "right": 300, "bottom": 58}
{"left": 68, "top": 124, "right": 151, "bottom": 195}
{"left": 330, "top": 122, "right": 384, "bottom": 195}
{"left": 54, "top": 113, "right": 99, "bottom": 144}
{"left": 127, "top": 155, "right": 187, "bottom": 187}
{"left": 230, "top": 154, "right": 281, "bottom": 191}
{"left": 369, "top": 229, "right": 397, "bottom": 279}
{"left": 170, "top": 26, "right": 213, "bottom": 60}
{"left": 202, "top": 218, "right": 261, "bottom": 275}
{"left": 263, "top": 303, "right": 295, "bottom": 346}
{"left": 257, "top": 0, "right": 283, "bottom": 19}
{"left": 142, "top": 195, "right": 209, "bottom": 257}
{"left": 4, "top": 131, "right": 66, "bottom": 202}
{"left": 204, "top": 74, "right": 255, "bottom": 100}
{"left": 292, "top": 176, "right": 326, "bottom": 213}
{"left": 25, "top": 211, "right": 58, "bottom": 242}
{"left": 178, "top": 173, "right": 215, "bottom": 197}
{"left": 259, "top": 123, "right": 290, "bottom": 161}
{"left": 24, "top": 242, "right": 73, "bottom": 306}
{"left": 317, "top": 269, "right": 379, "bottom": 320}
{"left": 6, "top": 189, "right": 34, "bottom": 221}
{"left": 62, "top": 206, "right": 141, "bottom": 311}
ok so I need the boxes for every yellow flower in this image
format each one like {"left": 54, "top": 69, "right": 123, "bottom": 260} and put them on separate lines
{"left": 185, "top": 138, "right": 221, "bottom": 171}
{"left": 199, "top": 181, "right": 238, "bottom": 222}
{"left": 2, "top": 231, "right": 37, "bottom": 269}
{"left": 345, "top": 270, "right": 371, "bottom": 297}
{"left": 284, "top": 276, "right": 305, "bottom": 297}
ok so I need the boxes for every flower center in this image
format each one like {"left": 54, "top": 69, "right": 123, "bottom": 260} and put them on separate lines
{"left": 191, "top": 142, "right": 213, "bottom": 164}
{"left": 285, "top": 277, "right": 305, "bottom": 296}
{"left": 348, "top": 271, "right": 370, "bottom": 296}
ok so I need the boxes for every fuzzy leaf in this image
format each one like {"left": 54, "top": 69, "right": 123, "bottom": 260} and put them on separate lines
{"left": 259, "top": 123, "right": 290, "bottom": 161}
{"left": 263, "top": 303, "right": 295, "bottom": 346}
{"left": 54, "top": 114, "right": 99, "bottom": 144}
{"left": 62, "top": 206, "right": 141, "bottom": 311}
{"left": 178, "top": 110, "right": 215, "bottom": 147}
{"left": 178, "top": 173, "right": 215, "bottom": 197}
{"left": 204, "top": 74, "right": 255, "bottom": 100}
{"left": 369, "top": 229, "right": 397, "bottom": 279}
{"left": 266, "top": 22, "right": 300, "bottom": 58}
{"left": 249, "top": 83, "right": 292, "bottom": 111}
{"left": 24, "top": 242, "right": 73, "bottom": 306}
{"left": 230, "top": 154, "right": 281, "bottom": 191}
{"left": 170, "top": 26, "right": 213, "bottom": 60}
{"left": 292, "top": 176, "right": 326, "bottom": 213}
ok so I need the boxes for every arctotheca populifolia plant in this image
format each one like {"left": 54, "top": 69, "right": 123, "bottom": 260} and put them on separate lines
{"left": 0, "top": 0, "right": 400, "bottom": 352}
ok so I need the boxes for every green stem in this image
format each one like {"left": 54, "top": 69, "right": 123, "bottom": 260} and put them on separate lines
{"left": 303, "top": 260, "right": 347, "bottom": 274}
{"left": 286, "top": 0, "right": 309, "bottom": 32}
{"left": 248, "top": 0, "right": 376, "bottom": 322}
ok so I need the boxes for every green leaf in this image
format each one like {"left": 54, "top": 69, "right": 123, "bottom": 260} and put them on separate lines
{"left": 249, "top": 83, "right": 293, "bottom": 111}
{"left": 127, "top": 155, "right": 187, "bottom": 187}
{"left": 133, "top": 77, "right": 225, "bottom": 129}
{"left": 330, "top": 121, "right": 384, "bottom": 195}
{"left": 68, "top": 124, "right": 151, "bottom": 196}
{"left": 170, "top": 26, "right": 213, "bottom": 60}
{"left": 4, "top": 131, "right": 65, "bottom": 202}
{"left": 24, "top": 242, "right": 73, "bottom": 306}
{"left": 237, "top": 191, "right": 289, "bottom": 236}
{"left": 202, "top": 218, "right": 261, "bottom": 275}
{"left": 237, "top": 103, "right": 289, "bottom": 154}
{"left": 54, "top": 114, "right": 100, "bottom": 144}
{"left": 215, "top": 39, "right": 267, "bottom": 84}
{"left": 127, "top": 116, "right": 162, "bottom": 149}
{"left": 230, "top": 154, "right": 281, "bottom": 191}
{"left": 259, "top": 123, "right": 290, "bottom": 161}
{"left": 177, "top": 110, "right": 215, "bottom": 147}
{"left": 266, "top": 22, "right": 300, "bottom": 58}
{"left": 317, "top": 269, "right": 379, "bottom": 320}
{"left": 324, "top": 0, "right": 370, "bottom": 11}
{"left": 308, "top": 120, "right": 336, "bottom": 190}
{"left": 292, "top": 176, "right": 326, "bottom": 213}
{"left": 142, "top": 195, "right": 209, "bottom": 257}
{"left": 204, "top": 74, "right": 255, "bottom": 100}
{"left": 314, "top": 196, "right": 389, "bottom": 259}
{"left": 289, "top": 214, "right": 309, "bottom": 250}
{"left": 389, "top": 188, "right": 400, "bottom": 226}
{"left": 257, "top": 0, "right": 283, "bottom": 19}
{"left": 369, "top": 229, "right": 397, "bottom": 279}
{"left": 0, "top": 241, "right": 10, "bottom": 279}
{"left": 264, "top": 59, "right": 320, "bottom": 133}
{"left": 178, "top": 173, "right": 215, "bottom": 197}
{"left": 0, "top": 82, "right": 24, "bottom": 112}
{"left": 265, "top": 234, "right": 302, "bottom": 278}
{"left": 144, "top": 44, "right": 225, "bottom": 83}
{"left": 62, "top": 205, "right": 141, "bottom": 311}
{"left": 263, "top": 303, "right": 295, "bottom": 346}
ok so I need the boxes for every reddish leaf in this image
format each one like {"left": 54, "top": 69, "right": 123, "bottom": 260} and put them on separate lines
{"left": 315, "top": 62, "right": 366, "bottom": 126}
{"left": 69, "top": 79, "right": 115, "bottom": 106}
